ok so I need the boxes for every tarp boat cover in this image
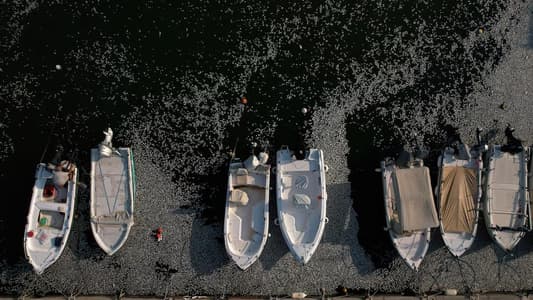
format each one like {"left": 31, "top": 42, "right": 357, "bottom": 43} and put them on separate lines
{"left": 487, "top": 145, "right": 529, "bottom": 230}
{"left": 440, "top": 166, "right": 477, "bottom": 233}
{"left": 393, "top": 167, "right": 438, "bottom": 233}
{"left": 381, "top": 158, "right": 437, "bottom": 271}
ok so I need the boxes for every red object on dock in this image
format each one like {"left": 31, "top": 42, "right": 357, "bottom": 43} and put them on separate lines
{"left": 155, "top": 227, "right": 163, "bottom": 241}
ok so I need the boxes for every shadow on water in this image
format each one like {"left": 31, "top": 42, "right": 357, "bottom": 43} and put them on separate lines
{"left": 189, "top": 214, "right": 228, "bottom": 275}
{"left": 346, "top": 110, "right": 404, "bottom": 269}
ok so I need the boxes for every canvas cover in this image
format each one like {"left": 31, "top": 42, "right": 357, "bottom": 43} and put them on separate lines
{"left": 393, "top": 167, "right": 438, "bottom": 231}
{"left": 440, "top": 167, "right": 477, "bottom": 233}
{"left": 490, "top": 150, "right": 526, "bottom": 228}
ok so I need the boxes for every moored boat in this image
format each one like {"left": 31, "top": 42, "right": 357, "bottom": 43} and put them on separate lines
{"left": 24, "top": 158, "right": 78, "bottom": 274}
{"left": 379, "top": 151, "right": 438, "bottom": 270}
{"left": 484, "top": 125, "right": 530, "bottom": 252}
{"left": 276, "top": 147, "right": 328, "bottom": 264}
{"left": 90, "top": 128, "right": 135, "bottom": 255}
{"left": 224, "top": 148, "right": 270, "bottom": 270}
{"left": 436, "top": 138, "right": 483, "bottom": 257}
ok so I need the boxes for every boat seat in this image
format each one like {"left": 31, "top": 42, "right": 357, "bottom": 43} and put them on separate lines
{"left": 230, "top": 189, "right": 249, "bottom": 206}
{"left": 36, "top": 201, "right": 67, "bottom": 212}
{"left": 38, "top": 211, "right": 64, "bottom": 230}
{"left": 91, "top": 212, "right": 132, "bottom": 225}
{"left": 53, "top": 171, "right": 70, "bottom": 187}
{"left": 282, "top": 177, "right": 292, "bottom": 188}
{"left": 234, "top": 174, "right": 267, "bottom": 189}
{"left": 293, "top": 194, "right": 311, "bottom": 207}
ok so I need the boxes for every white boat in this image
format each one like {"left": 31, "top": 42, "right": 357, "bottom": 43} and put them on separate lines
{"left": 224, "top": 152, "right": 270, "bottom": 270}
{"left": 276, "top": 147, "right": 328, "bottom": 264}
{"left": 484, "top": 144, "right": 530, "bottom": 252}
{"left": 379, "top": 155, "right": 438, "bottom": 271}
{"left": 90, "top": 128, "right": 135, "bottom": 255}
{"left": 436, "top": 143, "right": 483, "bottom": 257}
{"left": 24, "top": 160, "right": 78, "bottom": 274}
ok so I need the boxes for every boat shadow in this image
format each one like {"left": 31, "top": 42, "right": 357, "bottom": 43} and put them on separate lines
{"left": 345, "top": 114, "right": 404, "bottom": 271}
{"left": 67, "top": 180, "right": 110, "bottom": 262}
{"left": 188, "top": 214, "right": 228, "bottom": 275}
{"left": 187, "top": 170, "right": 230, "bottom": 275}
{"left": 321, "top": 182, "right": 375, "bottom": 275}
{"left": 257, "top": 189, "right": 290, "bottom": 270}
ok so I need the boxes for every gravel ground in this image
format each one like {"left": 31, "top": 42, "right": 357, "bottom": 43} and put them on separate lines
{"left": 1, "top": 0, "right": 532, "bottom": 296}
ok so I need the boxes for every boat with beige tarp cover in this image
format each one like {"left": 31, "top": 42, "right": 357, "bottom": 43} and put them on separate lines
{"left": 379, "top": 151, "right": 438, "bottom": 271}
{"left": 436, "top": 132, "right": 485, "bottom": 257}
{"left": 224, "top": 145, "right": 270, "bottom": 270}
{"left": 484, "top": 125, "right": 531, "bottom": 252}
{"left": 90, "top": 128, "right": 135, "bottom": 255}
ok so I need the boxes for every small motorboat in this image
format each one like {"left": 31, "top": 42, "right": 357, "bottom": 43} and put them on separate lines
{"left": 90, "top": 128, "right": 135, "bottom": 255}
{"left": 436, "top": 139, "right": 483, "bottom": 257}
{"left": 484, "top": 125, "right": 530, "bottom": 252}
{"left": 379, "top": 152, "right": 438, "bottom": 271}
{"left": 276, "top": 147, "right": 328, "bottom": 264}
{"left": 24, "top": 159, "right": 78, "bottom": 274}
{"left": 224, "top": 150, "right": 270, "bottom": 270}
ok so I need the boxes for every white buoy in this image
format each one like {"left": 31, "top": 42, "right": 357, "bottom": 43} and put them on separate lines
{"left": 55, "top": 64, "right": 62, "bottom": 70}
{"left": 301, "top": 107, "right": 308, "bottom": 114}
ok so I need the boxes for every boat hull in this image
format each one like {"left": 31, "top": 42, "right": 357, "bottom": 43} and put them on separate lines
{"left": 24, "top": 163, "right": 78, "bottom": 274}
{"left": 380, "top": 160, "right": 435, "bottom": 271}
{"left": 90, "top": 147, "right": 135, "bottom": 255}
{"left": 484, "top": 145, "right": 529, "bottom": 252}
{"left": 276, "top": 148, "right": 327, "bottom": 264}
{"left": 224, "top": 156, "right": 270, "bottom": 270}
{"left": 436, "top": 146, "right": 482, "bottom": 257}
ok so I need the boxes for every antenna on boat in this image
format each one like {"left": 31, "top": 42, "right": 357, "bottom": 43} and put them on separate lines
{"left": 39, "top": 136, "right": 52, "bottom": 164}
{"left": 230, "top": 137, "right": 239, "bottom": 160}
{"left": 475, "top": 127, "right": 488, "bottom": 152}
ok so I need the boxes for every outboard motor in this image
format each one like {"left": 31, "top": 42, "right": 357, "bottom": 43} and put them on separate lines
{"left": 243, "top": 155, "right": 260, "bottom": 170}
{"left": 414, "top": 146, "right": 429, "bottom": 160}
{"left": 48, "top": 145, "right": 64, "bottom": 169}
{"left": 99, "top": 128, "right": 114, "bottom": 157}
{"left": 501, "top": 124, "right": 523, "bottom": 154}
{"left": 258, "top": 152, "right": 269, "bottom": 165}
{"left": 397, "top": 149, "right": 414, "bottom": 168}
{"left": 456, "top": 143, "right": 471, "bottom": 161}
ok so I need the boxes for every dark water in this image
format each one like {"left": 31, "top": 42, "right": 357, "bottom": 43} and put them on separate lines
{"left": 0, "top": 0, "right": 514, "bottom": 270}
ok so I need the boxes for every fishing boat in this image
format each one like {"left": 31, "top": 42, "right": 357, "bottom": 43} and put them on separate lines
{"left": 379, "top": 152, "right": 438, "bottom": 271}
{"left": 224, "top": 150, "right": 270, "bottom": 270}
{"left": 276, "top": 147, "right": 328, "bottom": 264}
{"left": 484, "top": 126, "right": 530, "bottom": 252}
{"left": 24, "top": 159, "right": 78, "bottom": 274}
{"left": 90, "top": 128, "right": 135, "bottom": 255}
{"left": 436, "top": 140, "right": 483, "bottom": 257}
